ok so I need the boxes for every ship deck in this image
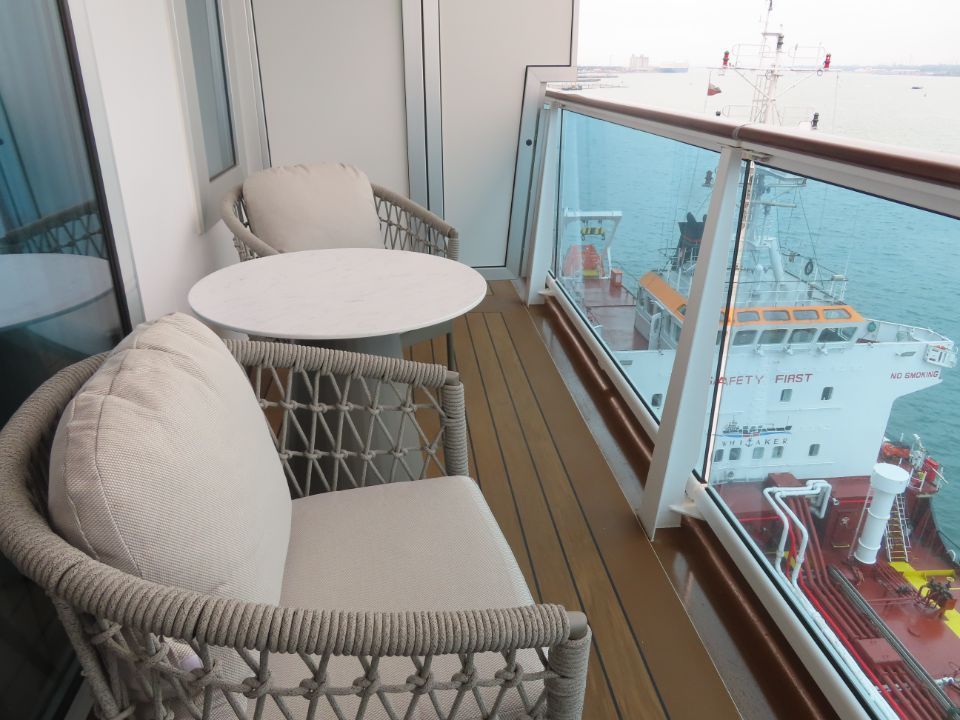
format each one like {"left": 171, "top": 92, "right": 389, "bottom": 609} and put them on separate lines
{"left": 577, "top": 278, "right": 646, "bottom": 352}
{"left": 714, "top": 478, "right": 960, "bottom": 711}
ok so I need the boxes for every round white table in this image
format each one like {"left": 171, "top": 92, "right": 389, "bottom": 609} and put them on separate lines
{"left": 0, "top": 253, "right": 114, "bottom": 332}
{"left": 188, "top": 248, "right": 487, "bottom": 352}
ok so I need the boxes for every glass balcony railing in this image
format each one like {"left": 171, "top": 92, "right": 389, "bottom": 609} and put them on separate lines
{"left": 530, "top": 91, "right": 960, "bottom": 719}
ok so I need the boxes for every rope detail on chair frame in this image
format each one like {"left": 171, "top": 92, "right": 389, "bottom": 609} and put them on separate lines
{"left": 0, "top": 341, "right": 589, "bottom": 719}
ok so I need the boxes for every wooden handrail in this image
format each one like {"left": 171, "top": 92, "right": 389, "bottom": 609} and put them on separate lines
{"left": 546, "top": 89, "right": 960, "bottom": 190}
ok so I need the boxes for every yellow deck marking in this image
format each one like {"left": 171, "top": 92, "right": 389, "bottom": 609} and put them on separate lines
{"left": 889, "top": 562, "right": 960, "bottom": 640}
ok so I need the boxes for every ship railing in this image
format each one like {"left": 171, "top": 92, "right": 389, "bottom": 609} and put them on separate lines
{"left": 869, "top": 319, "right": 953, "bottom": 345}
{"left": 518, "top": 87, "right": 960, "bottom": 720}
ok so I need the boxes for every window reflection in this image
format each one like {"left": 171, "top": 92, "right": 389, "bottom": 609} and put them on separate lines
{"left": 0, "top": 1, "right": 125, "bottom": 717}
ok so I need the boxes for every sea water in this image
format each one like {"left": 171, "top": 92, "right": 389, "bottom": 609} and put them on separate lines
{"left": 575, "top": 69, "right": 960, "bottom": 553}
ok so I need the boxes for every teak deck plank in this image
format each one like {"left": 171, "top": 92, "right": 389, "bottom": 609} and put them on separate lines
{"left": 405, "top": 280, "right": 739, "bottom": 720}
{"left": 462, "top": 313, "right": 623, "bottom": 720}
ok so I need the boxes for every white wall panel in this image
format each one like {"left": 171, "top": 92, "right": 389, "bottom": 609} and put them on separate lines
{"left": 252, "top": 0, "right": 410, "bottom": 194}
{"left": 73, "top": 0, "right": 237, "bottom": 320}
{"left": 439, "top": 1, "right": 574, "bottom": 268}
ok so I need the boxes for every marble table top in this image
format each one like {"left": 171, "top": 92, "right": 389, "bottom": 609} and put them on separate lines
{"left": 188, "top": 248, "right": 488, "bottom": 340}
{"left": 0, "top": 253, "right": 114, "bottom": 332}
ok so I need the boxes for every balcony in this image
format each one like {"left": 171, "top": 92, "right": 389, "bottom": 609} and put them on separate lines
{"left": 2, "top": 2, "right": 959, "bottom": 720}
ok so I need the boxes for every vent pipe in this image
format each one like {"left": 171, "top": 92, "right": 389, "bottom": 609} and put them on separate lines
{"left": 854, "top": 463, "right": 910, "bottom": 565}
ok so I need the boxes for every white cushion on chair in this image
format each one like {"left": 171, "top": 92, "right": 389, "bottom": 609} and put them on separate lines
{"left": 48, "top": 312, "right": 291, "bottom": 607}
{"left": 242, "top": 163, "right": 383, "bottom": 253}
{"left": 264, "top": 476, "right": 543, "bottom": 720}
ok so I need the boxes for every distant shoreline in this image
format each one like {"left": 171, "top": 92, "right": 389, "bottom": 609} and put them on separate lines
{"left": 578, "top": 64, "right": 960, "bottom": 77}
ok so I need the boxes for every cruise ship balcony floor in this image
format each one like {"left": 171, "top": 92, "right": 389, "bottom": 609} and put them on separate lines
{"left": 404, "top": 281, "right": 840, "bottom": 720}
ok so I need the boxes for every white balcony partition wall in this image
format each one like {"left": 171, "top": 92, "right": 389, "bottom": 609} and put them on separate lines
{"left": 66, "top": 0, "right": 246, "bottom": 320}
{"left": 438, "top": 0, "right": 576, "bottom": 270}
{"left": 251, "top": 0, "right": 410, "bottom": 195}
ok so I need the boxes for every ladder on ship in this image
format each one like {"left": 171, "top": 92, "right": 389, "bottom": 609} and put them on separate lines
{"left": 885, "top": 494, "right": 912, "bottom": 563}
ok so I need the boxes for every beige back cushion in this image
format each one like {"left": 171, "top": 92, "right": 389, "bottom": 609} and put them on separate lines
{"left": 242, "top": 163, "right": 383, "bottom": 253}
{"left": 48, "top": 312, "right": 291, "bottom": 606}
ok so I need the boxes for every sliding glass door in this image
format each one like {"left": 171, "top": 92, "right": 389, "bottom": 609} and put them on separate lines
{"left": 0, "top": 1, "right": 129, "bottom": 717}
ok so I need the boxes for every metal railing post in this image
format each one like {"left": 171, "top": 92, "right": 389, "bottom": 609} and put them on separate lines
{"left": 523, "top": 105, "right": 562, "bottom": 305}
{"left": 639, "top": 145, "right": 745, "bottom": 536}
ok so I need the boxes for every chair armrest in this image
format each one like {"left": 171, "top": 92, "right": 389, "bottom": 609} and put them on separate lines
{"left": 225, "top": 339, "right": 469, "bottom": 490}
{"left": 221, "top": 185, "right": 279, "bottom": 261}
{"left": 372, "top": 183, "right": 460, "bottom": 261}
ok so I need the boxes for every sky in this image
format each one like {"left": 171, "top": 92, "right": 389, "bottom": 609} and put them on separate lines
{"left": 577, "top": 0, "right": 960, "bottom": 68}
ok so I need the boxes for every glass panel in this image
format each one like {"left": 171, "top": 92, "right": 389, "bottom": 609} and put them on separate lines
{"left": 759, "top": 329, "right": 788, "bottom": 344}
{"left": 706, "top": 164, "right": 960, "bottom": 712}
{"left": 186, "top": 0, "right": 236, "bottom": 179}
{"left": 0, "top": 2, "right": 125, "bottom": 716}
{"left": 554, "top": 110, "right": 730, "bottom": 420}
{"left": 789, "top": 328, "right": 817, "bottom": 344}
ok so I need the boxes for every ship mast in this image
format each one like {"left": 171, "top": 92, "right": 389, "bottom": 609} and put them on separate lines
{"left": 751, "top": 1, "right": 783, "bottom": 124}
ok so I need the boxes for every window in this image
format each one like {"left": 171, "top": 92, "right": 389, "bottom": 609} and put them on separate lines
{"left": 809, "top": 444, "right": 820, "bottom": 457}
{"left": 789, "top": 328, "right": 817, "bottom": 344}
{"left": 736, "top": 310, "right": 760, "bottom": 322}
{"left": 821, "top": 386, "right": 834, "bottom": 401}
{"left": 173, "top": 0, "right": 263, "bottom": 228}
{"left": 759, "top": 329, "right": 788, "bottom": 345}
{"left": 185, "top": 0, "right": 236, "bottom": 179}
{"left": 818, "top": 326, "right": 856, "bottom": 343}
{"left": 752, "top": 446, "right": 764, "bottom": 459}
{"left": 772, "top": 446, "right": 784, "bottom": 459}
{"left": 729, "top": 448, "right": 742, "bottom": 461}
{"left": 763, "top": 310, "right": 790, "bottom": 322}
{"left": 732, "top": 330, "right": 757, "bottom": 346}
{"left": 793, "top": 309, "right": 819, "bottom": 320}
{"left": 824, "top": 308, "right": 852, "bottom": 319}
{"left": 780, "top": 389, "right": 792, "bottom": 402}
{"left": 651, "top": 393, "right": 663, "bottom": 408}
{"left": 713, "top": 449, "right": 724, "bottom": 462}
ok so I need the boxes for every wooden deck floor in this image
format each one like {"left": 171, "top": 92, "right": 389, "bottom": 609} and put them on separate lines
{"left": 407, "top": 282, "right": 739, "bottom": 720}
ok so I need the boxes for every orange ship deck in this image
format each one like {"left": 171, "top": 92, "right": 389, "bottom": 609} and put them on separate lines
{"left": 579, "top": 278, "right": 647, "bottom": 351}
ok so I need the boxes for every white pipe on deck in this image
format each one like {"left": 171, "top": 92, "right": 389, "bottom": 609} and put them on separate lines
{"left": 853, "top": 463, "right": 911, "bottom": 565}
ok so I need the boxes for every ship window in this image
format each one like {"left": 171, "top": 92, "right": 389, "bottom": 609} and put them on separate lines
{"left": 772, "top": 446, "right": 784, "bottom": 459}
{"left": 759, "top": 329, "right": 788, "bottom": 344}
{"left": 713, "top": 449, "right": 724, "bottom": 462}
{"left": 763, "top": 310, "right": 790, "bottom": 322}
{"left": 809, "top": 443, "right": 820, "bottom": 457}
{"left": 732, "top": 330, "right": 757, "bottom": 346}
{"left": 645, "top": 298, "right": 657, "bottom": 315}
{"left": 789, "top": 328, "right": 817, "bottom": 344}
{"left": 736, "top": 310, "right": 760, "bottom": 322}
{"left": 793, "top": 309, "right": 819, "bottom": 320}
{"left": 671, "top": 321, "right": 681, "bottom": 341}
{"left": 819, "top": 327, "right": 856, "bottom": 343}
{"left": 824, "top": 308, "right": 852, "bottom": 319}
{"left": 752, "top": 446, "right": 764, "bottom": 460}
{"left": 651, "top": 393, "right": 663, "bottom": 408}
{"left": 821, "top": 386, "right": 834, "bottom": 400}
{"left": 729, "top": 448, "right": 742, "bottom": 461}
{"left": 780, "top": 389, "right": 792, "bottom": 402}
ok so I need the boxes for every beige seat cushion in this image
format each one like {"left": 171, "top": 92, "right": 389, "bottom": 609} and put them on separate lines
{"left": 262, "top": 476, "right": 544, "bottom": 720}
{"left": 242, "top": 163, "right": 383, "bottom": 253}
{"left": 48, "top": 313, "right": 292, "bottom": 717}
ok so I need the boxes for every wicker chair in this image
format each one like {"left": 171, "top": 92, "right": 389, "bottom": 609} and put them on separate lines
{"left": 221, "top": 165, "right": 461, "bottom": 367}
{"left": 0, "top": 337, "right": 590, "bottom": 720}
{"left": 0, "top": 200, "right": 106, "bottom": 258}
